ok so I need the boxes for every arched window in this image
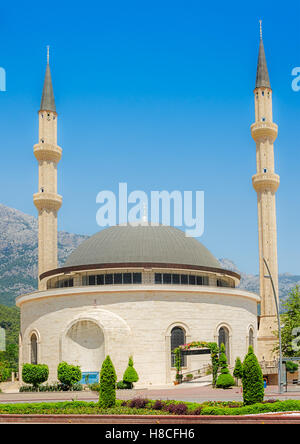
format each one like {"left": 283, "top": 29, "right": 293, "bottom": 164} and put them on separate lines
{"left": 249, "top": 327, "right": 254, "bottom": 348}
{"left": 30, "top": 333, "right": 38, "bottom": 365}
{"left": 218, "top": 326, "right": 230, "bottom": 364}
{"left": 170, "top": 326, "right": 186, "bottom": 367}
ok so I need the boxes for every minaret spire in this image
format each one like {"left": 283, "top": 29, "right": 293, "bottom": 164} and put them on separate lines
{"left": 255, "top": 21, "right": 271, "bottom": 89}
{"left": 251, "top": 28, "right": 280, "bottom": 361}
{"left": 33, "top": 50, "right": 62, "bottom": 289}
{"left": 40, "top": 46, "right": 56, "bottom": 113}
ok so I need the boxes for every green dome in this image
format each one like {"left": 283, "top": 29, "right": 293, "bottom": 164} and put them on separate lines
{"left": 64, "top": 225, "right": 221, "bottom": 269}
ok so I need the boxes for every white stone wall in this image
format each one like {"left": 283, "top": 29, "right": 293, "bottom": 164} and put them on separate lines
{"left": 18, "top": 286, "right": 259, "bottom": 386}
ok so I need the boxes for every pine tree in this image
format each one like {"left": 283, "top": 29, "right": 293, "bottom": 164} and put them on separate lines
{"left": 99, "top": 355, "right": 117, "bottom": 408}
{"left": 242, "top": 346, "right": 264, "bottom": 405}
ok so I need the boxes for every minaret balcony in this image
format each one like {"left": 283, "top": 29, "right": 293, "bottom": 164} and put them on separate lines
{"left": 251, "top": 122, "right": 278, "bottom": 143}
{"left": 34, "top": 143, "right": 62, "bottom": 163}
{"left": 252, "top": 172, "right": 280, "bottom": 193}
{"left": 33, "top": 192, "right": 62, "bottom": 212}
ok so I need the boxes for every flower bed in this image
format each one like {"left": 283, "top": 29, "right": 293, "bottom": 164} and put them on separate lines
{"left": 1, "top": 399, "right": 300, "bottom": 416}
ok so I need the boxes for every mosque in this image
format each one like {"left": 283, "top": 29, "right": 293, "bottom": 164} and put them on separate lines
{"left": 16, "top": 29, "right": 280, "bottom": 386}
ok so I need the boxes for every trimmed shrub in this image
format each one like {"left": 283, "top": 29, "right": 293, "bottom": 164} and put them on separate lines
{"left": 57, "top": 362, "right": 81, "bottom": 390}
{"left": 99, "top": 355, "right": 117, "bottom": 408}
{"left": 242, "top": 346, "right": 264, "bottom": 405}
{"left": 22, "top": 364, "right": 49, "bottom": 388}
{"left": 216, "top": 343, "right": 234, "bottom": 389}
{"left": 216, "top": 373, "right": 235, "bottom": 389}
{"left": 233, "top": 357, "right": 243, "bottom": 384}
{"left": 123, "top": 356, "right": 139, "bottom": 388}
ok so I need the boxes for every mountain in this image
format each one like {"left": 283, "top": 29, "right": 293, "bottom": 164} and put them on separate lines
{"left": 218, "top": 258, "right": 300, "bottom": 307}
{"left": 0, "top": 204, "right": 88, "bottom": 306}
{"left": 0, "top": 203, "right": 299, "bottom": 307}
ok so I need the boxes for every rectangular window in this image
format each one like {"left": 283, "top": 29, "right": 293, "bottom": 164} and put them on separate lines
{"left": 155, "top": 273, "right": 162, "bottom": 284}
{"left": 189, "top": 275, "right": 196, "bottom": 285}
{"left": 172, "top": 274, "right": 180, "bottom": 284}
{"left": 88, "top": 275, "right": 96, "bottom": 285}
{"left": 181, "top": 274, "right": 188, "bottom": 285}
{"left": 133, "top": 273, "right": 142, "bottom": 284}
{"left": 163, "top": 273, "right": 171, "bottom": 284}
{"left": 196, "top": 276, "right": 203, "bottom": 285}
{"left": 123, "top": 273, "right": 132, "bottom": 284}
{"left": 105, "top": 274, "right": 113, "bottom": 285}
{"left": 114, "top": 273, "right": 122, "bottom": 284}
{"left": 96, "top": 274, "right": 104, "bottom": 285}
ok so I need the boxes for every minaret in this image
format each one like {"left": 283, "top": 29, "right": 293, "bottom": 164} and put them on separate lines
{"left": 33, "top": 47, "right": 62, "bottom": 289}
{"left": 251, "top": 23, "right": 280, "bottom": 360}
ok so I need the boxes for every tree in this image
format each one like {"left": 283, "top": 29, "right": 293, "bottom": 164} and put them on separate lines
{"left": 122, "top": 356, "right": 139, "bottom": 388}
{"left": 99, "top": 355, "right": 117, "bottom": 408}
{"left": 242, "top": 346, "right": 264, "bottom": 405}
{"left": 22, "top": 363, "right": 49, "bottom": 389}
{"left": 0, "top": 360, "right": 10, "bottom": 382}
{"left": 216, "top": 343, "right": 235, "bottom": 389}
{"left": 233, "top": 357, "right": 243, "bottom": 385}
{"left": 280, "top": 286, "right": 300, "bottom": 357}
{"left": 57, "top": 361, "right": 82, "bottom": 389}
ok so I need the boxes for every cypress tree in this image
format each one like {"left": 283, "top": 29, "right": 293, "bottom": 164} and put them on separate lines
{"left": 242, "top": 346, "right": 264, "bottom": 405}
{"left": 99, "top": 355, "right": 117, "bottom": 408}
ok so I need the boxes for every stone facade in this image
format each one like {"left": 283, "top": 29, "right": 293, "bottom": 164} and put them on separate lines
{"left": 17, "top": 285, "right": 259, "bottom": 386}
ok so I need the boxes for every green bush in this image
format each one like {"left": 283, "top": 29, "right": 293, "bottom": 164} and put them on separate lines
{"left": 116, "top": 380, "right": 131, "bottom": 389}
{"left": 89, "top": 382, "right": 101, "bottom": 392}
{"left": 216, "top": 373, "right": 235, "bottom": 389}
{"left": 242, "top": 346, "right": 264, "bottom": 405}
{"left": 22, "top": 364, "right": 49, "bottom": 388}
{"left": 57, "top": 362, "right": 81, "bottom": 389}
{"left": 122, "top": 356, "right": 139, "bottom": 388}
{"left": 99, "top": 356, "right": 117, "bottom": 408}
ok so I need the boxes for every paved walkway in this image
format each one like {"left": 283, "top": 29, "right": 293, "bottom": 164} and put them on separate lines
{"left": 1, "top": 383, "right": 300, "bottom": 404}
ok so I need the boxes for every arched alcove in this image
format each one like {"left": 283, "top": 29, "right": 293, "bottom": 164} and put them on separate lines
{"left": 62, "top": 319, "right": 105, "bottom": 372}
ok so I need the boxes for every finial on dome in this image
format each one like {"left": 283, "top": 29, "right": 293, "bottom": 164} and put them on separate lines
{"left": 259, "top": 20, "right": 263, "bottom": 40}
{"left": 47, "top": 45, "right": 50, "bottom": 65}
{"left": 142, "top": 202, "right": 148, "bottom": 223}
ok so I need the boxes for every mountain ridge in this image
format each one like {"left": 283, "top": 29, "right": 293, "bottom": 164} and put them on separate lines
{"left": 0, "top": 203, "right": 299, "bottom": 306}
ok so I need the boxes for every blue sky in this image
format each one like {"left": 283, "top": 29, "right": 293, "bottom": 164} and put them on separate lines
{"left": 0, "top": 0, "right": 299, "bottom": 275}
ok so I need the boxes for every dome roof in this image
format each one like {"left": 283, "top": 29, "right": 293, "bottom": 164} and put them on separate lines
{"left": 64, "top": 225, "right": 221, "bottom": 269}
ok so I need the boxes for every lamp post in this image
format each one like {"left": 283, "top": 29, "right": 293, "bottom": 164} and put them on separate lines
{"left": 263, "top": 257, "right": 284, "bottom": 394}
